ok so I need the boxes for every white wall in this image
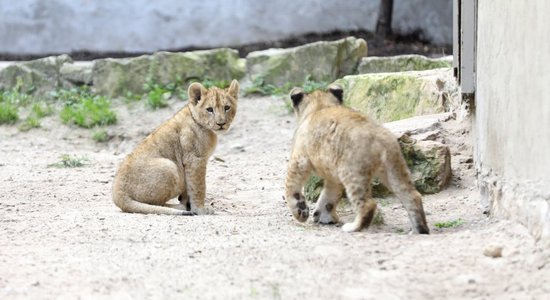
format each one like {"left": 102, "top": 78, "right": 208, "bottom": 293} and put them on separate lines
{"left": 475, "top": 0, "right": 550, "bottom": 243}
{"left": 0, "top": 0, "right": 452, "bottom": 55}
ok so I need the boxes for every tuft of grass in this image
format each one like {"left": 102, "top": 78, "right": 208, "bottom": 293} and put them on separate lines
{"left": 434, "top": 218, "right": 465, "bottom": 229}
{"left": 18, "top": 102, "right": 54, "bottom": 131}
{"left": 0, "top": 78, "right": 35, "bottom": 124}
{"left": 0, "top": 103, "right": 19, "bottom": 124}
{"left": 19, "top": 117, "right": 40, "bottom": 131}
{"left": 48, "top": 154, "right": 89, "bottom": 168}
{"left": 301, "top": 75, "right": 328, "bottom": 93}
{"left": 91, "top": 129, "right": 109, "bottom": 143}
{"left": 56, "top": 87, "right": 117, "bottom": 128}
{"left": 244, "top": 78, "right": 288, "bottom": 96}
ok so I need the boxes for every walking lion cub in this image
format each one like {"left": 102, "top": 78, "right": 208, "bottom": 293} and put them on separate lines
{"left": 112, "top": 80, "right": 239, "bottom": 215}
{"left": 284, "top": 84, "right": 429, "bottom": 233}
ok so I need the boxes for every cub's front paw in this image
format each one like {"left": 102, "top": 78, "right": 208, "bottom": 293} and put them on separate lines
{"left": 191, "top": 206, "right": 215, "bottom": 215}
{"left": 293, "top": 200, "right": 309, "bottom": 222}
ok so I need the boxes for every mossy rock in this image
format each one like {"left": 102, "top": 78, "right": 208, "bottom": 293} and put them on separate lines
{"left": 92, "top": 48, "right": 246, "bottom": 98}
{"left": 334, "top": 69, "right": 452, "bottom": 123}
{"left": 246, "top": 37, "right": 367, "bottom": 88}
{"left": 357, "top": 55, "right": 452, "bottom": 74}
{"left": 60, "top": 62, "right": 94, "bottom": 86}
{"left": 0, "top": 55, "right": 73, "bottom": 94}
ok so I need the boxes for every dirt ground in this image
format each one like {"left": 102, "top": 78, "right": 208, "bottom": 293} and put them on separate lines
{"left": 1, "top": 95, "right": 549, "bottom": 299}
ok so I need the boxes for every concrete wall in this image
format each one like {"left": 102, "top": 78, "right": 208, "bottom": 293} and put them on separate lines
{"left": 475, "top": 0, "right": 550, "bottom": 244}
{"left": 0, "top": 0, "right": 452, "bottom": 55}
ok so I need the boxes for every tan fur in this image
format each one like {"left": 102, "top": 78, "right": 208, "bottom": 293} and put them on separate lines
{"left": 284, "top": 84, "right": 429, "bottom": 233}
{"left": 112, "top": 80, "right": 239, "bottom": 215}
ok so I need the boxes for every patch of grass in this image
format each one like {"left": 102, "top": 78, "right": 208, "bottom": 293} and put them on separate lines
{"left": 434, "top": 218, "right": 465, "bottom": 229}
{"left": 30, "top": 102, "right": 53, "bottom": 118}
{"left": 92, "top": 129, "right": 109, "bottom": 143}
{"left": 48, "top": 154, "right": 89, "bottom": 168}
{"left": 19, "top": 116, "right": 40, "bottom": 131}
{"left": 144, "top": 84, "right": 170, "bottom": 109}
{"left": 0, "top": 103, "right": 19, "bottom": 124}
{"left": 56, "top": 87, "right": 117, "bottom": 128}
{"left": 301, "top": 75, "right": 328, "bottom": 93}
{"left": 244, "top": 78, "right": 289, "bottom": 96}
{"left": 18, "top": 102, "right": 54, "bottom": 131}
{"left": 0, "top": 78, "right": 35, "bottom": 124}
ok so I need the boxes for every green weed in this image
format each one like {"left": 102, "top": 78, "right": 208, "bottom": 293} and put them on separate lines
{"left": 48, "top": 154, "right": 89, "bottom": 168}
{"left": 434, "top": 219, "right": 465, "bottom": 229}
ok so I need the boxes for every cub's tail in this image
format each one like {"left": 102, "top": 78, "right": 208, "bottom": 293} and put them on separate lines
{"left": 113, "top": 191, "right": 193, "bottom": 216}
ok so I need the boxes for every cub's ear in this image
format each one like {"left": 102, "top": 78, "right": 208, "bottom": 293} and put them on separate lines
{"left": 328, "top": 84, "right": 344, "bottom": 103}
{"left": 227, "top": 79, "right": 239, "bottom": 99}
{"left": 289, "top": 87, "right": 304, "bottom": 107}
{"left": 188, "top": 82, "right": 206, "bottom": 105}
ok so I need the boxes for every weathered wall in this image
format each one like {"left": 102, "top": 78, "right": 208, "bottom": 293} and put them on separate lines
{"left": 0, "top": 0, "right": 452, "bottom": 55}
{"left": 475, "top": 0, "right": 550, "bottom": 244}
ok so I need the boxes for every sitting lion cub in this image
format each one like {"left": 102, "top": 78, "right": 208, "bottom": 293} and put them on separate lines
{"left": 284, "top": 84, "right": 429, "bottom": 233}
{"left": 112, "top": 80, "right": 239, "bottom": 215}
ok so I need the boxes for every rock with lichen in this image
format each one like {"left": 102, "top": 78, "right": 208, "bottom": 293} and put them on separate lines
{"left": 334, "top": 68, "right": 457, "bottom": 123}
{"left": 92, "top": 48, "right": 246, "bottom": 97}
{"left": 357, "top": 55, "right": 452, "bottom": 74}
{"left": 246, "top": 37, "right": 367, "bottom": 89}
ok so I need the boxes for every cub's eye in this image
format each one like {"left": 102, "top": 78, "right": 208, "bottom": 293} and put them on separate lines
{"left": 224, "top": 105, "right": 231, "bottom": 111}
{"left": 206, "top": 107, "right": 214, "bottom": 113}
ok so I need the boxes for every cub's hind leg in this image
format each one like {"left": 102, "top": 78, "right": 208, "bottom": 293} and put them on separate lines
{"left": 385, "top": 152, "right": 429, "bottom": 234}
{"left": 313, "top": 179, "right": 343, "bottom": 224}
{"left": 340, "top": 175, "right": 377, "bottom": 232}
{"left": 113, "top": 158, "right": 192, "bottom": 215}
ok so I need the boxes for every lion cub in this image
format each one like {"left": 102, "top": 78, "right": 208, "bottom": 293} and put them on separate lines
{"left": 284, "top": 84, "right": 429, "bottom": 233}
{"left": 112, "top": 80, "right": 239, "bottom": 215}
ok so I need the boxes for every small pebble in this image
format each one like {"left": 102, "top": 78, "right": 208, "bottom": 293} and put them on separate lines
{"left": 483, "top": 244, "right": 503, "bottom": 258}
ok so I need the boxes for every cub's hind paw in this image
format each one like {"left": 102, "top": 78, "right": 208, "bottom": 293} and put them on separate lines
{"left": 191, "top": 206, "right": 215, "bottom": 215}
{"left": 342, "top": 222, "right": 361, "bottom": 232}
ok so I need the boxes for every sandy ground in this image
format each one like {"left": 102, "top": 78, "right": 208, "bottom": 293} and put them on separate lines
{"left": 1, "top": 96, "right": 549, "bottom": 300}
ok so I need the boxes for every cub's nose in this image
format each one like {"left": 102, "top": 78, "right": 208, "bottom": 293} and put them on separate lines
{"left": 216, "top": 122, "right": 226, "bottom": 127}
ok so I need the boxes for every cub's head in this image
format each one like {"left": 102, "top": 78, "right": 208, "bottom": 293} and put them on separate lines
{"left": 289, "top": 84, "right": 344, "bottom": 121}
{"left": 187, "top": 79, "right": 239, "bottom": 132}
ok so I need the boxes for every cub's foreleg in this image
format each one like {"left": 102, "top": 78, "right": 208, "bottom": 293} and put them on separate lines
{"left": 184, "top": 159, "right": 213, "bottom": 215}
{"left": 284, "top": 157, "right": 312, "bottom": 222}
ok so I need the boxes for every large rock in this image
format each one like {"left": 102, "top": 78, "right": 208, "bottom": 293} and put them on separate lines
{"left": 60, "top": 61, "right": 94, "bottom": 86}
{"left": 357, "top": 55, "right": 452, "bottom": 74}
{"left": 334, "top": 68, "right": 456, "bottom": 123}
{"left": 303, "top": 113, "right": 453, "bottom": 201}
{"left": 246, "top": 37, "right": 367, "bottom": 88}
{"left": 92, "top": 48, "right": 246, "bottom": 97}
{"left": 0, "top": 55, "right": 73, "bottom": 94}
